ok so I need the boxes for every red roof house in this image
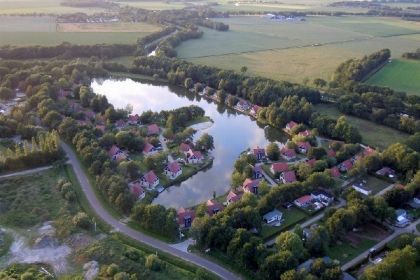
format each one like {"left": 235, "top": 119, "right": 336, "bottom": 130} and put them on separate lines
{"left": 280, "top": 171, "right": 297, "bottom": 184}
{"left": 128, "top": 114, "right": 140, "bottom": 125}
{"left": 250, "top": 105, "right": 262, "bottom": 117}
{"left": 297, "top": 141, "right": 311, "bottom": 154}
{"left": 206, "top": 200, "right": 224, "bottom": 216}
{"left": 242, "top": 178, "right": 261, "bottom": 195}
{"left": 339, "top": 160, "right": 353, "bottom": 172}
{"left": 177, "top": 208, "right": 195, "bottom": 228}
{"left": 294, "top": 195, "right": 313, "bottom": 207}
{"left": 187, "top": 150, "right": 203, "bottom": 164}
{"left": 271, "top": 162, "right": 289, "bottom": 174}
{"left": 108, "top": 145, "right": 121, "bottom": 157}
{"left": 330, "top": 167, "right": 341, "bottom": 178}
{"left": 281, "top": 147, "right": 296, "bottom": 160}
{"left": 129, "top": 181, "right": 145, "bottom": 200}
{"left": 179, "top": 143, "right": 191, "bottom": 154}
{"left": 298, "top": 130, "right": 312, "bottom": 137}
{"left": 143, "top": 142, "right": 157, "bottom": 156}
{"left": 306, "top": 158, "right": 316, "bottom": 167}
{"left": 253, "top": 147, "right": 266, "bottom": 160}
{"left": 140, "top": 171, "right": 159, "bottom": 189}
{"left": 285, "top": 121, "right": 298, "bottom": 133}
{"left": 327, "top": 149, "right": 336, "bottom": 158}
{"left": 147, "top": 124, "right": 160, "bottom": 136}
{"left": 226, "top": 190, "right": 242, "bottom": 205}
{"left": 165, "top": 161, "right": 182, "bottom": 179}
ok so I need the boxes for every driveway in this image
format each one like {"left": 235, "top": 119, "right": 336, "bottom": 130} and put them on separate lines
{"left": 61, "top": 142, "right": 240, "bottom": 280}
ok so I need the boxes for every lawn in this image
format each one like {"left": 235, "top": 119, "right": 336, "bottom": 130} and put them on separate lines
{"left": 314, "top": 103, "right": 409, "bottom": 150}
{"left": 363, "top": 175, "right": 390, "bottom": 195}
{"left": 367, "top": 59, "right": 420, "bottom": 96}
{"left": 117, "top": 1, "right": 187, "bottom": 10}
{"left": 177, "top": 15, "right": 420, "bottom": 83}
{"left": 326, "top": 238, "right": 377, "bottom": 263}
{"left": 260, "top": 207, "right": 308, "bottom": 240}
{"left": 0, "top": 0, "right": 106, "bottom": 14}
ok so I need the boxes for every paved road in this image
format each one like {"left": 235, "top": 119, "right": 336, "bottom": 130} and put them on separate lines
{"left": 61, "top": 142, "right": 240, "bottom": 280}
{"left": 341, "top": 219, "right": 420, "bottom": 271}
{"left": 0, "top": 165, "right": 53, "bottom": 179}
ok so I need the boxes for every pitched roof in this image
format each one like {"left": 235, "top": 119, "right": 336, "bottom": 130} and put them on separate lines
{"left": 281, "top": 148, "right": 296, "bottom": 158}
{"left": 297, "top": 141, "right": 311, "bottom": 150}
{"left": 128, "top": 114, "right": 139, "bottom": 122}
{"left": 189, "top": 150, "right": 203, "bottom": 159}
{"left": 206, "top": 199, "right": 224, "bottom": 215}
{"left": 242, "top": 178, "right": 261, "bottom": 191}
{"left": 330, "top": 167, "right": 341, "bottom": 177}
{"left": 143, "top": 171, "right": 158, "bottom": 184}
{"left": 364, "top": 146, "right": 376, "bottom": 156}
{"left": 306, "top": 158, "right": 316, "bottom": 167}
{"left": 108, "top": 145, "right": 120, "bottom": 156}
{"left": 298, "top": 130, "right": 311, "bottom": 137}
{"left": 95, "top": 125, "right": 106, "bottom": 133}
{"left": 295, "top": 195, "right": 313, "bottom": 205}
{"left": 227, "top": 190, "right": 242, "bottom": 203}
{"left": 340, "top": 159, "right": 353, "bottom": 170}
{"left": 282, "top": 171, "right": 297, "bottom": 183}
{"left": 253, "top": 147, "right": 266, "bottom": 156}
{"left": 177, "top": 208, "right": 195, "bottom": 225}
{"left": 376, "top": 167, "right": 395, "bottom": 176}
{"left": 115, "top": 119, "right": 126, "bottom": 127}
{"left": 167, "top": 161, "right": 181, "bottom": 173}
{"left": 143, "top": 142, "right": 155, "bottom": 153}
{"left": 179, "top": 143, "right": 191, "bottom": 152}
{"left": 147, "top": 124, "right": 160, "bottom": 135}
{"left": 327, "top": 149, "right": 336, "bottom": 157}
{"left": 271, "top": 162, "right": 289, "bottom": 173}
{"left": 129, "top": 183, "right": 144, "bottom": 198}
{"left": 285, "top": 121, "right": 298, "bottom": 130}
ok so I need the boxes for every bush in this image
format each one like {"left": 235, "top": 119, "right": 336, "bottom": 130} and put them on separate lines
{"left": 145, "top": 254, "right": 163, "bottom": 271}
{"left": 72, "top": 212, "right": 91, "bottom": 229}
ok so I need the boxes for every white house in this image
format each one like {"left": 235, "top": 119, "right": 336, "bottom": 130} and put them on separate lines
{"left": 311, "top": 190, "right": 334, "bottom": 206}
{"left": 352, "top": 182, "right": 372, "bottom": 196}
{"left": 263, "top": 209, "right": 283, "bottom": 225}
{"left": 187, "top": 150, "right": 204, "bottom": 164}
{"left": 140, "top": 171, "right": 160, "bottom": 190}
{"left": 165, "top": 161, "right": 182, "bottom": 180}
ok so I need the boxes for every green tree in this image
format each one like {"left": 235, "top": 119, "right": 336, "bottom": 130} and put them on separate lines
{"left": 275, "top": 231, "right": 305, "bottom": 260}
{"left": 266, "top": 143, "right": 280, "bottom": 161}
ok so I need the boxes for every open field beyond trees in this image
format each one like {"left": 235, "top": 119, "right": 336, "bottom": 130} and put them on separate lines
{"left": 0, "top": 0, "right": 106, "bottom": 14}
{"left": 314, "top": 104, "right": 409, "bottom": 150}
{"left": 367, "top": 59, "right": 420, "bottom": 96}
{"left": 177, "top": 16, "right": 420, "bottom": 83}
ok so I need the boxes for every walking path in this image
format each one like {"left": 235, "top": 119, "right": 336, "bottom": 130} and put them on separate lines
{"left": 0, "top": 165, "right": 53, "bottom": 179}
{"left": 61, "top": 142, "right": 240, "bottom": 280}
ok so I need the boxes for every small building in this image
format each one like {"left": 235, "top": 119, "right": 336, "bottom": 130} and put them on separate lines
{"left": 352, "top": 181, "right": 372, "bottom": 196}
{"left": 311, "top": 190, "right": 334, "bottom": 206}
{"left": 339, "top": 159, "right": 353, "bottom": 172}
{"left": 236, "top": 99, "right": 251, "bottom": 111}
{"left": 252, "top": 165, "right": 263, "bottom": 179}
{"left": 298, "top": 130, "right": 311, "bottom": 137}
{"left": 165, "top": 161, "right": 182, "bottom": 179}
{"left": 376, "top": 167, "right": 396, "bottom": 178}
{"left": 250, "top": 105, "right": 262, "bottom": 117}
{"left": 271, "top": 162, "right": 289, "bottom": 175}
{"left": 128, "top": 181, "right": 145, "bottom": 200}
{"left": 206, "top": 199, "right": 224, "bottom": 216}
{"left": 187, "top": 150, "right": 203, "bottom": 164}
{"left": 115, "top": 119, "right": 126, "bottom": 130}
{"left": 330, "top": 167, "right": 341, "bottom": 178}
{"left": 395, "top": 209, "right": 409, "bottom": 227}
{"left": 114, "top": 152, "right": 128, "bottom": 162}
{"left": 147, "top": 124, "right": 160, "bottom": 136}
{"left": 143, "top": 142, "right": 158, "bottom": 156}
{"left": 263, "top": 209, "right": 283, "bottom": 225}
{"left": 281, "top": 147, "right": 296, "bottom": 161}
{"left": 280, "top": 171, "right": 297, "bottom": 184}
{"left": 242, "top": 178, "right": 261, "bottom": 195}
{"left": 179, "top": 143, "right": 191, "bottom": 154}
{"left": 140, "top": 171, "right": 160, "bottom": 189}
{"left": 253, "top": 147, "right": 266, "bottom": 161}
{"left": 108, "top": 145, "right": 121, "bottom": 157}
{"left": 364, "top": 146, "right": 376, "bottom": 157}
{"left": 306, "top": 158, "right": 316, "bottom": 168}
{"left": 226, "top": 190, "right": 242, "bottom": 205}
{"left": 297, "top": 141, "right": 311, "bottom": 154}
{"left": 327, "top": 149, "right": 336, "bottom": 158}
{"left": 178, "top": 208, "right": 195, "bottom": 228}
{"left": 285, "top": 121, "right": 298, "bottom": 133}
{"left": 294, "top": 195, "right": 313, "bottom": 208}
{"left": 128, "top": 114, "right": 140, "bottom": 125}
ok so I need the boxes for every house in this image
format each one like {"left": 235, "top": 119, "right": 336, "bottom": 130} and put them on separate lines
{"left": 236, "top": 99, "right": 251, "bottom": 111}
{"left": 263, "top": 209, "right": 283, "bottom": 225}
{"left": 376, "top": 167, "right": 396, "bottom": 178}
{"left": 147, "top": 124, "right": 160, "bottom": 136}
{"left": 364, "top": 146, "right": 376, "bottom": 156}
{"left": 250, "top": 105, "right": 262, "bottom": 117}
{"left": 165, "top": 161, "right": 182, "bottom": 179}
{"left": 327, "top": 149, "right": 336, "bottom": 158}
{"left": 311, "top": 190, "right": 334, "bottom": 206}
{"left": 271, "top": 162, "right": 289, "bottom": 175}
{"left": 84, "top": 110, "right": 96, "bottom": 120}
{"left": 253, "top": 165, "right": 263, "bottom": 179}
{"left": 330, "top": 167, "right": 341, "bottom": 178}
{"left": 395, "top": 209, "right": 410, "bottom": 227}
{"left": 187, "top": 150, "right": 204, "bottom": 164}
{"left": 95, "top": 124, "right": 106, "bottom": 133}
{"left": 242, "top": 178, "right": 261, "bottom": 195}
{"left": 179, "top": 143, "right": 191, "bottom": 154}
{"left": 339, "top": 159, "right": 353, "bottom": 172}
{"left": 128, "top": 114, "right": 140, "bottom": 125}
{"left": 280, "top": 171, "right": 297, "bottom": 184}
{"left": 143, "top": 142, "right": 157, "bottom": 156}
{"left": 294, "top": 195, "right": 313, "bottom": 208}
{"left": 281, "top": 147, "right": 296, "bottom": 160}
{"left": 177, "top": 208, "right": 195, "bottom": 228}
{"left": 298, "top": 130, "right": 311, "bottom": 137}
{"left": 285, "top": 121, "right": 298, "bottom": 133}
{"left": 206, "top": 199, "right": 224, "bottom": 216}
{"left": 140, "top": 171, "right": 160, "bottom": 189}
{"left": 109, "top": 145, "right": 127, "bottom": 161}
{"left": 352, "top": 181, "right": 372, "bottom": 196}
{"left": 115, "top": 119, "right": 126, "bottom": 130}
{"left": 114, "top": 152, "right": 128, "bottom": 162}
{"left": 253, "top": 147, "right": 266, "bottom": 161}
{"left": 108, "top": 145, "right": 121, "bottom": 158}
{"left": 409, "top": 194, "right": 420, "bottom": 209}
{"left": 226, "top": 190, "right": 242, "bottom": 205}
{"left": 306, "top": 158, "right": 316, "bottom": 168}
{"left": 128, "top": 181, "right": 145, "bottom": 200}
{"left": 297, "top": 141, "right": 311, "bottom": 154}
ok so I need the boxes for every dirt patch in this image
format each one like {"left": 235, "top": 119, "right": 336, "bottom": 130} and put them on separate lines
{"left": 346, "top": 232, "right": 363, "bottom": 246}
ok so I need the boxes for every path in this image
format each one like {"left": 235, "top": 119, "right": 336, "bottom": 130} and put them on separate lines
{"left": 341, "top": 219, "right": 420, "bottom": 271}
{"left": 0, "top": 165, "right": 53, "bottom": 179}
{"left": 159, "top": 133, "right": 173, "bottom": 161}
{"left": 61, "top": 142, "right": 240, "bottom": 280}
{"left": 256, "top": 163, "right": 276, "bottom": 186}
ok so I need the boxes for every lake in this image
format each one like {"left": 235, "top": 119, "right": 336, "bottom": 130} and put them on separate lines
{"left": 91, "top": 78, "right": 287, "bottom": 209}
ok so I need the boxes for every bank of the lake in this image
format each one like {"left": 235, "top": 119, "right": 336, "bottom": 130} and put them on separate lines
{"left": 91, "top": 78, "right": 287, "bottom": 208}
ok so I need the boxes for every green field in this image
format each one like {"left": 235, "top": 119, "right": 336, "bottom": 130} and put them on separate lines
{"left": 177, "top": 16, "right": 420, "bottom": 83}
{"left": 0, "top": 16, "right": 161, "bottom": 45}
{"left": 367, "top": 59, "right": 420, "bottom": 96}
{"left": 260, "top": 207, "right": 308, "bottom": 240}
{"left": 326, "top": 238, "right": 377, "bottom": 263}
{"left": 363, "top": 175, "right": 390, "bottom": 195}
{"left": 0, "top": 0, "right": 106, "bottom": 14}
{"left": 314, "top": 104, "right": 409, "bottom": 150}
{"left": 117, "top": 1, "right": 187, "bottom": 10}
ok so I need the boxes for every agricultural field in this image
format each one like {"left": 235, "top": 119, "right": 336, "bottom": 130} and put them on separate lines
{"left": 367, "top": 59, "right": 420, "bottom": 96}
{"left": 0, "top": 0, "right": 106, "bottom": 14}
{"left": 314, "top": 104, "right": 409, "bottom": 150}
{"left": 116, "top": 0, "right": 188, "bottom": 10}
{"left": 0, "top": 16, "right": 161, "bottom": 46}
{"left": 177, "top": 15, "right": 420, "bottom": 83}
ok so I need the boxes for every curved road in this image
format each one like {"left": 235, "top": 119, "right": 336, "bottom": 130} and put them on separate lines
{"left": 61, "top": 142, "right": 240, "bottom": 280}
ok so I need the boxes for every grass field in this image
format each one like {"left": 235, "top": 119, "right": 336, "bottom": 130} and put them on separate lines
{"left": 367, "top": 59, "right": 420, "bottom": 96}
{"left": 314, "top": 104, "right": 409, "bottom": 150}
{"left": 260, "top": 207, "right": 308, "bottom": 240}
{"left": 117, "top": 1, "right": 187, "bottom": 10}
{"left": 326, "top": 238, "right": 377, "bottom": 263}
{"left": 0, "top": 16, "right": 161, "bottom": 45}
{"left": 363, "top": 175, "right": 390, "bottom": 195}
{"left": 0, "top": 0, "right": 106, "bottom": 14}
{"left": 177, "top": 15, "right": 420, "bottom": 83}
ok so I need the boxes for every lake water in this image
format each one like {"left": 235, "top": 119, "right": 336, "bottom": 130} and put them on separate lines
{"left": 91, "top": 78, "right": 287, "bottom": 208}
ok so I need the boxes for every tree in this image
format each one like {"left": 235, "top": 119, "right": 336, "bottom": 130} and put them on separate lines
{"left": 184, "top": 77, "right": 193, "bottom": 89}
{"left": 260, "top": 251, "right": 298, "bottom": 280}
{"left": 240, "top": 66, "right": 248, "bottom": 74}
{"left": 145, "top": 254, "right": 163, "bottom": 271}
{"left": 195, "top": 133, "right": 214, "bottom": 152}
{"left": 72, "top": 212, "right": 91, "bottom": 229}
{"left": 42, "top": 111, "right": 63, "bottom": 129}
{"left": 58, "top": 117, "right": 78, "bottom": 142}
{"left": 0, "top": 86, "right": 14, "bottom": 100}
{"left": 118, "top": 161, "right": 140, "bottom": 180}
{"left": 313, "top": 78, "right": 327, "bottom": 88}
{"left": 308, "top": 147, "right": 327, "bottom": 160}
{"left": 275, "top": 231, "right": 305, "bottom": 260}
{"left": 266, "top": 143, "right": 280, "bottom": 161}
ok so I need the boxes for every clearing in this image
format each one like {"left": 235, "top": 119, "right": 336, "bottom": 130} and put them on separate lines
{"left": 367, "top": 59, "right": 420, "bottom": 96}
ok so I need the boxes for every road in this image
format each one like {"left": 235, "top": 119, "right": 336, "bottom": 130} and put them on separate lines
{"left": 60, "top": 142, "right": 240, "bottom": 280}
{"left": 0, "top": 165, "right": 53, "bottom": 179}
{"left": 341, "top": 219, "right": 420, "bottom": 271}
{"left": 256, "top": 163, "right": 276, "bottom": 186}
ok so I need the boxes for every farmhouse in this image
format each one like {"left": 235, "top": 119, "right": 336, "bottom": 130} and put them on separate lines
{"left": 311, "top": 190, "right": 334, "bottom": 206}
{"left": 187, "top": 150, "right": 203, "bottom": 164}
{"left": 375, "top": 167, "right": 396, "bottom": 178}
{"left": 263, "top": 209, "right": 283, "bottom": 225}
{"left": 226, "top": 190, "right": 242, "bottom": 205}
{"left": 271, "top": 162, "right": 289, "bottom": 175}
{"left": 147, "top": 124, "right": 160, "bottom": 136}
{"left": 165, "top": 161, "right": 182, "bottom": 179}
{"left": 297, "top": 141, "right": 311, "bottom": 154}
{"left": 352, "top": 181, "right": 372, "bottom": 196}
{"left": 294, "top": 195, "right": 313, "bottom": 208}
{"left": 206, "top": 199, "right": 224, "bottom": 216}
{"left": 281, "top": 147, "right": 296, "bottom": 161}
{"left": 285, "top": 121, "right": 298, "bottom": 133}
{"left": 143, "top": 142, "right": 158, "bottom": 156}
{"left": 280, "top": 171, "right": 297, "bottom": 184}
{"left": 128, "top": 181, "right": 145, "bottom": 200}
{"left": 253, "top": 147, "right": 266, "bottom": 161}
{"left": 242, "top": 178, "right": 261, "bottom": 195}
{"left": 140, "top": 171, "right": 160, "bottom": 189}
{"left": 178, "top": 208, "right": 195, "bottom": 228}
